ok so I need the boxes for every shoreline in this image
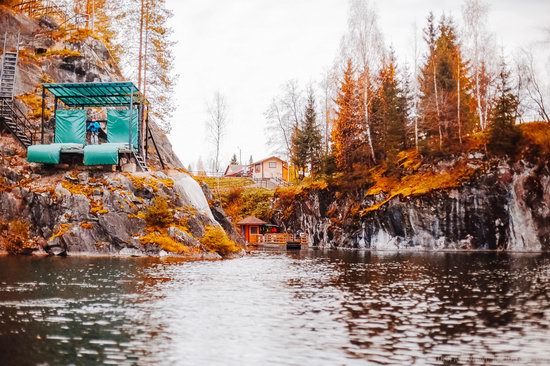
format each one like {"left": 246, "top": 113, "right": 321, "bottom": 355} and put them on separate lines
{"left": 252, "top": 246, "right": 549, "bottom": 255}
{"left": 1, "top": 247, "right": 547, "bottom": 259}
{"left": 0, "top": 249, "right": 229, "bottom": 260}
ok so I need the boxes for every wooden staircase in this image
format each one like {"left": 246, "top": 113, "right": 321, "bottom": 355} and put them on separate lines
{"left": 0, "top": 32, "right": 36, "bottom": 149}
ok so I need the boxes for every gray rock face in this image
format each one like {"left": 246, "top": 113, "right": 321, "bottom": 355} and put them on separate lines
{"left": 275, "top": 162, "right": 550, "bottom": 251}
{"left": 0, "top": 158, "right": 238, "bottom": 257}
{"left": 168, "top": 227, "right": 201, "bottom": 248}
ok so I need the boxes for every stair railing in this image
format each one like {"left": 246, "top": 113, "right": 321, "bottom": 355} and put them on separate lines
{"left": 0, "top": 99, "right": 39, "bottom": 145}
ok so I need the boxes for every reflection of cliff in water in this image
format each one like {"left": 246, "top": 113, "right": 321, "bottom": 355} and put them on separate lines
{"left": 285, "top": 251, "right": 550, "bottom": 362}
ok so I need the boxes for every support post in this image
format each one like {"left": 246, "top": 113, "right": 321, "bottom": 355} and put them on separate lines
{"left": 52, "top": 96, "right": 58, "bottom": 145}
{"left": 139, "top": 102, "right": 144, "bottom": 157}
{"left": 144, "top": 104, "right": 149, "bottom": 162}
{"left": 148, "top": 123, "right": 165, "bottom": 170}
{"left": 40, "top": 85, "right": 45, "bottom": 144}
{"left": 128, "top": 88, "right": 134, "bottom": 150}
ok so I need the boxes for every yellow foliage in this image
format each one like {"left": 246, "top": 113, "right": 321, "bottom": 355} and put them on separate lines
{"left": 0, "top": 220, "right": 30, "bottom": 255}
{"left": 362, "top": 163, "right": 476, "bottom": 215}
{"left": 40, "top": 73, "right": 55, "bottom": 84}
{"left": 194, "top": 176, "right": 255, "bottom": 194}
{"left": 0, "top": 177, "right": 13, "bottom": 193}
{"left": 50, "top": 223, "right": 71, "bottom": 240}
{"left": 144, "top": 197, "right": 174, "bottom": 228}
{"left": 140, "top": 232, "right": 189, "bottom": 254}
{"left": 16, "top": 93, "right": 52, "bottom": 120}
{"left": 128, "top": 212, "right": 146, "bottom": 220}
{"left": 200, "top": 226, "right": 241, "bottom": 257}
{"left": 397, "top": 150, "right": 422, "bottom": 171}
{"left": 61, "top": 180, "right": 108, "bottom": 215}
{"left": 221, "top": 187, "right": 274, "bottom": 225}
{"left": 519, "top": 122, "right": 550, "bottom": 158}
{"left": 80, "top": 222, "right": 94, "bottom": 230}
{"left": 43, "top": 48, "right": 81, "bottom": 58}
{"left": 126, "top": 174, "right": 173, "bottom": 193}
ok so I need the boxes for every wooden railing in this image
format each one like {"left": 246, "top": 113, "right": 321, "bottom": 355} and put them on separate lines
{"left": 249, "top": 233, "right": 309, "bottom": 246}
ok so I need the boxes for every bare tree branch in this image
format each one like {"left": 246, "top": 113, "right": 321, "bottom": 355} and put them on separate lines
{"left": 206, "top": 92, "right": 229, "bottom": 174}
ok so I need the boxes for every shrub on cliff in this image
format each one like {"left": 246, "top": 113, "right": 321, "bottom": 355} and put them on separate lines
{"left": 145, "top": 197, "right": 174, "bottom": 228}
{"left": 140, "top": 232, "right": 189, "bottom": 254}
{"left": 221, "top": 187, "right": 274, "bottom": 224}
{"left": 200, "top": 226, "right": 241, "bottom": 257}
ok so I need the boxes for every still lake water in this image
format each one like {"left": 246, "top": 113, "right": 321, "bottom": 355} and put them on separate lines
{"left": 0, "top": 250, "right": 549, "bottom": 365}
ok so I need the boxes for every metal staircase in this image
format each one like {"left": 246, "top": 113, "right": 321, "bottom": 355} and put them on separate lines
{"left": 0, "top": 32, "right": 36, "bottom": 149}
{"left": 132, "top": 150, "right": 149, "bottom": 172}
{"left": 0, "top": 34, "right": 18, "bottom": 101}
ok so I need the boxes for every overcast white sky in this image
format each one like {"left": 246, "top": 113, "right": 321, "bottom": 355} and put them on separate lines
{"left": 165, "top": 0, "right": 549, "bottom": 170}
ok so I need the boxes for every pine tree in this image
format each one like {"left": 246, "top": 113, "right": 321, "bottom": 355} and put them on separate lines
{"left": 230, "top": 153, "right": 238, "bottom": 165}
{"left": 488, "top": 61, "right": 521, "bottom": 156}
{"left": 332, "top": 60, "right": 365, "bottom": 173}
{"left": 107, "top": 0, "right": 176, "bottom": 133}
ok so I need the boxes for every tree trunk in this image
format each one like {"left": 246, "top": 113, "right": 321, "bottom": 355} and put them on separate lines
{"left": 362, "top": 73, "right": 376, "bottom": 163}
{"left": 433, "top": 59, "right": 442, "bottom": 150}
{"left": 137, "top": 0, "right": 145, "bottom": 91}
{"left": 457, "top": 56, "right": 462, "bottom": 145}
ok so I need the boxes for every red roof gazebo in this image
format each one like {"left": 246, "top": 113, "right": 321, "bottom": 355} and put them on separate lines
{"left": 237, "top": 216, "right": 267, "bottom": 243}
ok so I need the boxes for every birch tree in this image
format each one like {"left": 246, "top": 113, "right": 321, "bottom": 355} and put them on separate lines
{"left": 265, "top": 80, "right": 305, "bottom": 160}
{"left": 206, "top": 92, "right": 229, "bottom": 174}
{"left": 318, "top": 68, "right": 338, "bottom": 155}
{"left": 462, "top": 0, "right": 495, "bottom": 131}
{"left": 516, "top": 49, "right": 550, "bottom": 122}
{"left": 340, "top": 0, "right": 385, "bottom": 163}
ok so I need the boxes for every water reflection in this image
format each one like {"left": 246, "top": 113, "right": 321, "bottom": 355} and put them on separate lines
{"left": 0, "top": 252, "right": 548, "bottom": 365}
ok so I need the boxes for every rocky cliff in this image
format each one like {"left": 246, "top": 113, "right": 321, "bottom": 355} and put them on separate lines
{"left": 0, "top": 6, "right": 241, "bottom": 257}
{"left": 0, "top": 135, "right": 241, "bottom": 257}
{"left": 0, "top": 5, "right": 182, "bottom": 168}
{"left": 274, "top": 125, "right": 550, "bottom": 252}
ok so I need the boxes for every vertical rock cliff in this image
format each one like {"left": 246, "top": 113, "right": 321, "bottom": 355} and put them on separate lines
{"left": 274, "top": 159, "right": 549, "bottom": 252}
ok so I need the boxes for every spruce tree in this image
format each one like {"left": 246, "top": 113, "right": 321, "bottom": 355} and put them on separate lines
{"left": 301, "top": 90, "right": 323, "bottom": 175}
{"left": 230, "top": 153, "right": 238, "bottom": 165}
{"left": 488, "top": 61, "right": 521, "bottom": 156}
{"left": 370, "top": 51, "right": 409, "bottom": 161}
{"left": 332, "top": 59, "right": 365, "bottom": 173}
{"left": 290, "top": 126, "right": 308, "bottom": 179}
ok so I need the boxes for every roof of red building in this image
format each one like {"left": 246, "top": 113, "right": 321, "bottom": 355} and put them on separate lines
{"left": 237, "top": 216, "right": 267, "bottom": 225}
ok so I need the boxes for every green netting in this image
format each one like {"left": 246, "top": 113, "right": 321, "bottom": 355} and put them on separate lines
{"left": 27, "top": 143, "right": 82, "bottom": 164}
{"left": 107, "top": 109, "right": 139, "bottom": 148}
{"left": 54, "top": 110, "right": 87, "bottom": 144}
{"left": 83, "top": 143, "right": 127, "bottom": 166}
{"left": 43, "top": 82, "right": 141, "bottom": 107}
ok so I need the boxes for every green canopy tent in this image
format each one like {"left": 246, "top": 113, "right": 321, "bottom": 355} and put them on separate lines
{"left": 31, "top": 82, "right": 164, "bottom": 169}
{"left": 41, "top": 82, "right": 145, "bottom": 150}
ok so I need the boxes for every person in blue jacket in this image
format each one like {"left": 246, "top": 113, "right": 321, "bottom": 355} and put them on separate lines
{"left": 87, "top": 120, "right": 101, "bottom": 144}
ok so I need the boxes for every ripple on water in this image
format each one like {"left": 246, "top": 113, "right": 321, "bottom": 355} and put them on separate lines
{"left": 0, "top": 252, "right": 549, "bottom": 365}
